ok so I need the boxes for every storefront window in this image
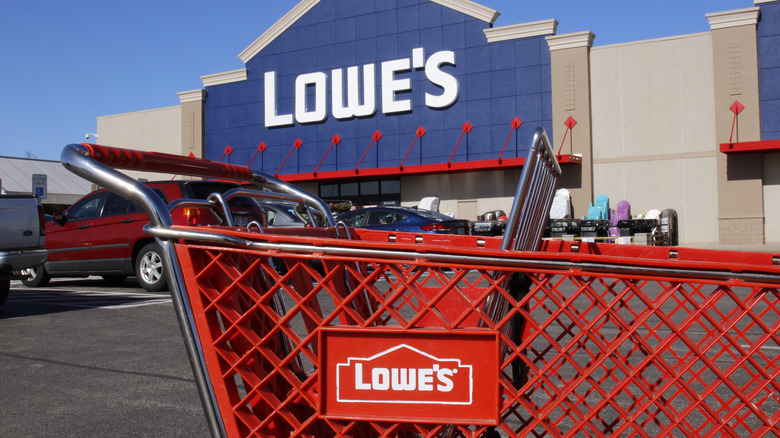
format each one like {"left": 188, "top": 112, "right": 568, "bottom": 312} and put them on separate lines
{"left": 381, "top": 180, "right": 400, "bottom": 194}
{"left": 319, "top": 179, "right": 401, "bottom": 207}
{"left": 321, "top": 184, "right": 338, "bottom": 197}
{"left": 361, "top": 181, "right": 379, "bottom": 195}
{"left": 340, "top": 182, "right": 359, "bottom": 197}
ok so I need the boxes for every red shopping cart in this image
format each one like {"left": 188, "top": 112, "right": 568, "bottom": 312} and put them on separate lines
{"left": 61, "top": 128, "right": 779, "bottom": 438}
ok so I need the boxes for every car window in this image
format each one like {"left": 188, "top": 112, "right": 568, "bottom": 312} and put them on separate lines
{"left": 227, "top": 196, "right": 260, "bottom": 208}
{"left": 388, "top": 212, "right": 407, "bottom": 224}
{"left": 266, "top": 210, "right": 278, "bottom": 226}
{"left": 127, "top": 201, "right": 143, "bottom": 214}
{"left": 67, "top": 193, "right": 105, "bottom": 221}
{"left": 146, "top": 188, "right": 170, "bottom": 205}
{"left": 367, "top": 211, "right": 406, "bottom": 225}
{"left": 339, "top": 211, "right": 367, "bottom": 227}
{"left": 101, "top": 193, "right": 133, "bottom": 217}
{"left": 261, "top": 203, "right": 306, "bottom": 227}
{"left": 265, "top": 207, "right": 287, "bottom": 226}
{"left": 101, "top": 189, "right": 168, "bottom": 216}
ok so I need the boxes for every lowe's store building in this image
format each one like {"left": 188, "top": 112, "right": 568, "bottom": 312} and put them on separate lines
{"left": 97, "top": 0, "right": 780, "bottom": 247}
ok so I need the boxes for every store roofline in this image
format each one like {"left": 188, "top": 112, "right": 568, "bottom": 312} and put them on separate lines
{"left": 237, "top": 0, "right": 500, "bottom": 64}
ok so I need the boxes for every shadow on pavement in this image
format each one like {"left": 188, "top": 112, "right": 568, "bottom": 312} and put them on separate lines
{"left": 1, "top": 278, "right": 168, "bottom": 319}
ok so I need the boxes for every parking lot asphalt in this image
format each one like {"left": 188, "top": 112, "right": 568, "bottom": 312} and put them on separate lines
{"left": 0, "top": 278, "right": 210, "bottom": 438}
{"left": 1, "top": 259, "right": 776, "bottom": 437}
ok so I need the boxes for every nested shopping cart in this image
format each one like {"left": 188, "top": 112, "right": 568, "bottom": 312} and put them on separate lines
{"left": 61, "top": 128, "right": 779, "bottom": 438}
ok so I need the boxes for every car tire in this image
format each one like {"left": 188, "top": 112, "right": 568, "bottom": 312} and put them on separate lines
{"left": 0, "top": 276, "right": 9, "bottom": 306}
{"left": 135, "top": 243, "right": 167, "bottom": 292}
{"left": 21, "top": 266, "right": 51, "bottom": 287}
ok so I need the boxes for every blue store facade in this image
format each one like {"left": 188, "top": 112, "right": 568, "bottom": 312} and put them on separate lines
{"left": 201, "top": 0, "right": 557, "bottom": 208}
{"left": 99, "top": 0, "right": 780, "bottom": 246}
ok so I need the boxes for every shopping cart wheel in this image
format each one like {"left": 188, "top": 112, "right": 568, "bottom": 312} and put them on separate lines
{"left": 135, "top": 243, "right": 167, "bottom": 292}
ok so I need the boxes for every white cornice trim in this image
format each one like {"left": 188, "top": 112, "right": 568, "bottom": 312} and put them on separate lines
{"left": 484, "top": 19, "right": 557, "bottom": 43}
{"left": 201, "top": 69, "right": 247, "bottom": 87}
{"left": 177, "top": 89, "right": 207, "bottom": 104}
{"left": 706, "top": 7, "right": 760, "bottom": 30}
{"left": 755, "top": 0, "right": 779, "bottom": 5}
{"left": 546, "top": 31, "right": 595, "bottom": 51}
{"left": 239, "top": 0, "right": 320, "bottom": 63}
{"left": 430, "top": 0, "right": 500, "bottom": 24}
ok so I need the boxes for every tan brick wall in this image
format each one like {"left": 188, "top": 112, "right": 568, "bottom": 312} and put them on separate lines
{"left": 718, "top": 217, "right": 764, "bottom": 245}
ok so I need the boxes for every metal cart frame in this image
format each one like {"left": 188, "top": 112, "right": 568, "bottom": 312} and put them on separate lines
{"left": 59, "top": 129, "right": 779, "bottom": 437}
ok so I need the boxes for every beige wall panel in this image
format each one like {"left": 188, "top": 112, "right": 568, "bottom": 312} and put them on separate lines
{"left": 619, "top": 43, "right": 683, "bottom": 158}
{"left": 763, "top": 152, "right": 780, "bottom": 243}
{"left": 678, "top": 156, "right": 719, "bottom": 245}
{"left": 402, "top": 169, "right": 523, "bottom": 220}
{"left": 591, "top": 34, "right": 718, "bottom": 245}
{"left": 679, "top": 37, "right": 717, "bottom": 154}
{"left": 97, "top": 106, "right": 181, "bottom": 152}
{"left": 590, "top": 51, "right": 623, "bottom": 161}
{"left": 592, "top": 35, "right": 715, "bottom": 162}
{"left": 593, "top": 156, "right": 717, "bottom": 245}
{"left": 458, "top": 199, "right": 479, "bottom": 222}
{"left": 97, "top": 106, "right": 182, "bottom": 181}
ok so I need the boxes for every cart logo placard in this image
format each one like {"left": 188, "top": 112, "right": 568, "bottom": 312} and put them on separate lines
{"left": 319, "top": 328, "right": 499, "bottom": 425}
{"left": 337, "top": 344, "right": 472, "bottom": 404}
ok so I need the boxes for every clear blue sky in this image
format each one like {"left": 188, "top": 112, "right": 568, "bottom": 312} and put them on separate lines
{"left": 0, "top": 0, "right": 755, "bottom": 161}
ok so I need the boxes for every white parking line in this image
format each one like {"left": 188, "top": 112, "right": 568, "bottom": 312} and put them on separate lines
{"left": 102, "top": 299, "right": 172, "bottom": 310}
{"left": 6, "top": 288, "right": 172, "bottom": 309}
{"left": 742, "top": 344, "right": 780, "bottom": 351}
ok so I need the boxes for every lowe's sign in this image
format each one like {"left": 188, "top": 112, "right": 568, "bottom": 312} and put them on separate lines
{"left": 202, "top": 0, "right": 554, "bottom": 175}
{"left": 264, "top": 48, "right": 459, "bottom": 127}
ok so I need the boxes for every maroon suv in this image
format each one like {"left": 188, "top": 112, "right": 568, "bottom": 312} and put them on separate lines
{"left": 22, "top": 180, "right": 266, "bottom": 291}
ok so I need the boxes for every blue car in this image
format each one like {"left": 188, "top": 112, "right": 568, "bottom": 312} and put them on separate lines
{"left": 336, "top": 206, "right": 471, "bottom": 235}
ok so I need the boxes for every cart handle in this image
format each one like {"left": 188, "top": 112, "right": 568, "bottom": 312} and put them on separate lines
{"left": 80, "top": 143, "right": 255, "bottom": 180}
{"left": 61, "top": 143, "right": 336, "bottom": 228}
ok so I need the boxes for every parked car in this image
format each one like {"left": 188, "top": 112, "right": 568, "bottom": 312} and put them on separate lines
{"left": 471, "top": 209, "right": 508, "bottom": 236}
{"left": 336, "top": 206, "right": 471, "bottom": 234}
{"left": 258, "top": 201, "right": 313, "bottom": 228}
{"left": 255, "top": 200, "right": 330, "bottom": 275}
{"left": 0, "top": 194, "right": 48, "bottom": 305}
{"left": 21, "top": 181, "right": 267, "bottom": 291}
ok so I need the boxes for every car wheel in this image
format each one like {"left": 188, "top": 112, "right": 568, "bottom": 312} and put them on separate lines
{"left": 135, "top": 243, "right": 167, "bottom": 292}
{"left": 0, "top": 276, "right": 9, "bottom": 306}
{"left": 21, "top": 266, "right": 51, "bottom": 287}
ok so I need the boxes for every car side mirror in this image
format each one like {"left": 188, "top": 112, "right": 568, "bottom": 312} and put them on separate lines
{"left": 54, "top": 213, "right": 67, "bottom": 225}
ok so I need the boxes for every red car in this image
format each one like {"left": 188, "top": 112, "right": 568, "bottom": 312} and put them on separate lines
{"left": 22, "top": 181, "right": 266, "bottom": 291}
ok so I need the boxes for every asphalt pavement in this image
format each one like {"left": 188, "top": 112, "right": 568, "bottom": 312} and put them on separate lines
{"left": 0, "top": 278, "right": 210, "bottom": 438}
{"left": 1, "top": 263, "right": 776, "bottom": 437}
